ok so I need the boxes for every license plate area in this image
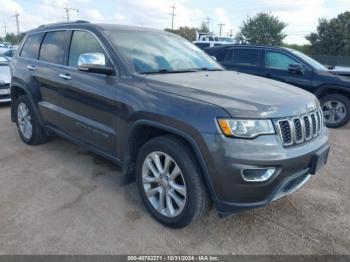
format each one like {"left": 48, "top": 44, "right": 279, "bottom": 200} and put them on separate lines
{"left": 310, "top": 146, "right": 330, "bottom": 174}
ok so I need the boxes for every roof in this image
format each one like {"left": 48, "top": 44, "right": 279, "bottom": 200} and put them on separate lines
{"left": 29, "top": 21, "right": 164, "bottom": 34}
{"left": 205, "top": 44, "right": 289, "bottom": 52}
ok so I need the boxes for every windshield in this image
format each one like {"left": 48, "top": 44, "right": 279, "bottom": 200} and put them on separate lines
{"left": 288, "top": 49, "right": 327, "bottom": 71}
{"left": 105, "top": 30, "right": 222, "bottom": 74}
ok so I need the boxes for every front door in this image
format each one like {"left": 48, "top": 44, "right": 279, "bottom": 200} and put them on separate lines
{"left": 57, "top": 30, "right": 119, "bottom": 156}
{"left": 262, "top": 50, "right": 313, "bottom": 91}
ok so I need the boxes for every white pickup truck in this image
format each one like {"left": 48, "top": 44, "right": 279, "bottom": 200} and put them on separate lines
{"left": 193, "top": 32, "right": 235, "bottom": 50}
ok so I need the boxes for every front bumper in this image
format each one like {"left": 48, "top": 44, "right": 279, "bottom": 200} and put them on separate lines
{"left": 0, "top": 84, "right": 11, "bottom": 103}
{"left": 200, "top": 128, "right": 330, "bottom": 217}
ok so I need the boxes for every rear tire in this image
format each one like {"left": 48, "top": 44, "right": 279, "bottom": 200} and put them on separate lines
{"left": 320, "top": 94, "right": 350, "bottom": 128}
{"left": 135, "top": 136, "right": 210, "bottom": 229}
{"left": 15, "top": 95, "right": 50, "bottom": 145}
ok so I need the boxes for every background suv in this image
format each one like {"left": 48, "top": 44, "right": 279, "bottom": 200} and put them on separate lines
{"left": 10, "top": 22, "right": 329, "bottom": 228}
{"left": 206, "top": 45, "right": 350, "bottom": 128}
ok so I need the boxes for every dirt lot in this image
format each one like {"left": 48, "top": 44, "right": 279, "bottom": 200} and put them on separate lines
{"left": 0, "top": 104, "right": 349, "bottom": 255}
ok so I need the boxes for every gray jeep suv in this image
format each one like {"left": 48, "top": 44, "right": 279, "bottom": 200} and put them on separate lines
{"left": 10, "top": 21, "right": 330, "bottom": 228}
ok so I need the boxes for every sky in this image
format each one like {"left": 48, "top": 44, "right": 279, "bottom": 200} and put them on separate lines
{"left": 0, "top": 0, "right": 349, "bottom": 44}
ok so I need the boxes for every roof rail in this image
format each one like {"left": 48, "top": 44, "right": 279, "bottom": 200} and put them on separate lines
{"left": 74, "top": 20, "right": 90, "bottom": 23}
{"left": 37, "top": 20, "right": 90, "bottom": 28}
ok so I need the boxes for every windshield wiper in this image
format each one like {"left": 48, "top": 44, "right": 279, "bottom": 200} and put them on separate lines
{"left": 140, "top": 69, "right": 199, "bottom": 74}
{"left": 197, "top": 67, "right": 223, "bottom": 71}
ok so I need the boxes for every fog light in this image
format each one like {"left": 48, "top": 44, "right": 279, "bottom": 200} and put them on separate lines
{"left": 241, "top": 168, "right": 275, "bottom": 182}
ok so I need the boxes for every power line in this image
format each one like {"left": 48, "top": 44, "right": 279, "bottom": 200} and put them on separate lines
{"left": 169, "top": 3, "right": 176, "bottom": 29}
{"left": 218, "top": 23, "right": 225, "bottom": 36}
{"left": 63, "top": 6, "right": 79, "bottom": 22}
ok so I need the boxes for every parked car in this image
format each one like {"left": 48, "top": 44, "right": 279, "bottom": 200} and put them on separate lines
{"left": 205, "top": 45, "right": 350, "bottom": 128}
{"left": 3, "top": 48, "right": 17, "bottom": 61}
{"left": 193, "top": 32, "right": 235, "bottom": 50}
{"left": 0, "top": 55, "right": 11, "bottom": 103}
{"left": 10, "top": 22, "right": 330, "bottom": 228}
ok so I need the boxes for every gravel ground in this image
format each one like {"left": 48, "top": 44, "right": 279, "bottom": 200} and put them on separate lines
{"left": 0, "top": 104, "right": 349, "bottom": 255}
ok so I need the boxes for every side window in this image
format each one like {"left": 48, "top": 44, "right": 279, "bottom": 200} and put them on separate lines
{"left": 39, "top": 31, "right": 68, "bottom": 64}
{"left": 68, "top": 31, "right": 106, "bottom": 67}
{"left": 20, "top": 33, "right": 43, "bottom": 60}
{"left": 265, "top": 51, "right": 299, "bottom": 70}
{"left": 232, "top": 49, "right": 259, "bottom": 67}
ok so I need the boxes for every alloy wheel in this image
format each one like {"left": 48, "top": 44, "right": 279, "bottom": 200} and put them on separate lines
{"left": 17, "top": 102, "right": 33, "bottom": 140}
{"left": 322, "top": 100, "right": 347, "bottom": 125}
{"left": 141, "top": 151, "right": 187, "bottom": 218}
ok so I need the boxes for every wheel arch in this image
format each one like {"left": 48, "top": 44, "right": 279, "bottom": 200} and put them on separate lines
{"left": 122, "top": 120, "right": 218, "bottom": 202}
{"left": 10, "top": 84, "right": 44, "bottom": 125}
{"left": 315, "top": 85, "right": 350, "bottom": 100}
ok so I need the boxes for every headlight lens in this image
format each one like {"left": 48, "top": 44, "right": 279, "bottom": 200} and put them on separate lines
{"left": 218, "top": 118, "right": 275, "bottom": 138}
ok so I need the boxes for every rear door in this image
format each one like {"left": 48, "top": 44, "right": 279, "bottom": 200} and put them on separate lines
{"left": 262, "top": 50, "right": 313, "bottom": 90}
{"left": 221, "top": 48, "right": 263, "bottom": 76}
{"left": 56, "top": 30, "right": 118, "bottom": 156}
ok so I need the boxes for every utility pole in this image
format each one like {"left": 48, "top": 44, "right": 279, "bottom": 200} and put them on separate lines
{"left": 218, "top": 23, "right": 225, "bottom": 36}
{"left": 229, "top": 29, "right": 233, "bottom": 37}
{"left": 3, "top": 22, "right": 7, "bottom": 36}
{"left": 64, "top": 6, "right": 79, "bottom": 22}
{"left": 205, "top": 17, "right": 211, "bottom": 32}
{"left": 169, "top": 4, "right": 176, "bottom": 30}
{"left": 14, "top": 13, "right": 20, "bottom": 35}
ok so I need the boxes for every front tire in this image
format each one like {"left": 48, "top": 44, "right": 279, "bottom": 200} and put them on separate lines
{"left": 321, "top": 94, "right": 350, "bottom": 128}
{"left": 135, "top": 136, "right": 210, "bottom": 229}
{"left": 15, "top": 95, "right": 50, "bottom": 145}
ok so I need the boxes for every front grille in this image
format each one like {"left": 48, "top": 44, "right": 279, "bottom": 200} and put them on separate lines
{"left": 0, "top": 83, "right": 10, "bottom": 89}
{"left": 276, "top": 108, "right": 324, "bottom": 147}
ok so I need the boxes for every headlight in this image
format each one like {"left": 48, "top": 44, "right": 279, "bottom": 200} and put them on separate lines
{"left": 217, "top": 118, "right": 275, "bottom": 138}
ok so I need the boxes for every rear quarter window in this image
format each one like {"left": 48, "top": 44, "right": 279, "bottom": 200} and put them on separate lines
{"left": 20, "top": 33, "right": 43, "bottom": 60}
{"left": 39, "top": 31, "right": 68, "bottom": 65}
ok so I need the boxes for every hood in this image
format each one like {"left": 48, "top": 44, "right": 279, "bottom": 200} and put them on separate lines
{"left": 0, "top": 65, "right": 10, "bottom": 84}
{"left": 145, "top": 71, "right": 319, "bottom": 118}
{"left": 317, "top": 69, "right": 350, "bottom": 85}
{"left": 328, "top": 67, "right": 350, "bottom": 77}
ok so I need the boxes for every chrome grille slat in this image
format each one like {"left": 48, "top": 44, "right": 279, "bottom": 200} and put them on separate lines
{"left": 277, "top": 108, "right": 323, "bottom": 147}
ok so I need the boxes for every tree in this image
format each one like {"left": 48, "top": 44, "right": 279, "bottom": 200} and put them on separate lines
{"left": 306, "top": 12, "right": 350, "bottom": 56}
{"left": 1, "top": 33, "right": 25, "bottom": 44}
{"left": 199, "top": 22, "right": 209, "bottom": 33}
{"left": 165, "top": 26, "right": 198, "bottom": 42}
{"left": 236, "top": 12, "right": 287, "bottom": 45}
{"left": 282, "top": 44, "right": 311, "bottom": 55}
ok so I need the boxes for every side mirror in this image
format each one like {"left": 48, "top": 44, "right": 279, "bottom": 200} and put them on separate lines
{"left": 77, "top": 53, "right": 114, "bottom": 76}
{"left": 288, "top": 64, "right": 304, "bottom": 75}
{"left": 325, "top": 64, "right": 335, "bottom": 70}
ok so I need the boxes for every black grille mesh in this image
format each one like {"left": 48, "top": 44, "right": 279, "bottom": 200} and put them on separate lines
{"left": 278, "top": 109, "right": 323, "bottom": 146}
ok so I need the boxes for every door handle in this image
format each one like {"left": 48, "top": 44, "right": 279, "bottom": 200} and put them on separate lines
{"left": 59, "top": 74, "right": 72, "bottom": 80}
{"left": 27, "top": 65, "right": 37, "bottom": 71}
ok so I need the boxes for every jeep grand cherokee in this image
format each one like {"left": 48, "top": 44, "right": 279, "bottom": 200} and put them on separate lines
{"left": 10, "top": 21, "right": 330, "bottom": 228}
